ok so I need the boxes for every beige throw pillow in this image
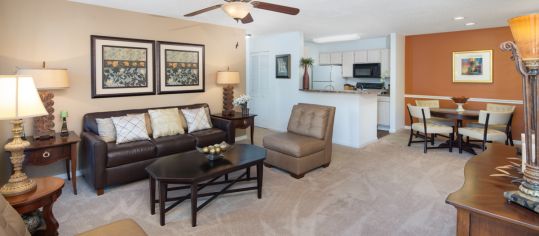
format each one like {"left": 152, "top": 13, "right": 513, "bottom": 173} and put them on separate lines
{"left": 181, "top": 107, "right": 212, "bottom": 133}
{"left": 148, "top": 108, "right": 185, "bottom": 139}
{"left": 127, "top": 113, "right": 153, "bottom": 136}
{"left": 96, "top": 118, "right": 116, "bottom": 142}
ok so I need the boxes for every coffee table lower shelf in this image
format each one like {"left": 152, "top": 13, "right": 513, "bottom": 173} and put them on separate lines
{"left": 149, "top": 164, "right": 263, "bottom": 227}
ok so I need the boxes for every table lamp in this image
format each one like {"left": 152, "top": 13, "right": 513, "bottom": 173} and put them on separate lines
{"left": 501, "top": 13, "right": 539, "bottom": 211}
{"left": 217, "top": 71, "right": 240, "bottom": 116}
{"left": 0, "top": 75, "right": 48, "bottom": 196}
{"left": 17, "top": 63, "right": 69, "bottom": 140}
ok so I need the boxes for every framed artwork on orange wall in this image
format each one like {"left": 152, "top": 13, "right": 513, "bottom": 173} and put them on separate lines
{"left": 452, "top": 50, "right": 493, "bottom": 83}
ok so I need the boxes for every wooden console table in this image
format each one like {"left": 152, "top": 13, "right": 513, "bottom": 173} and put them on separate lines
{"left": 446, "top": 143, "right": 539, "bottom": 235}
{"left": 6, "top": 177, "right": 64, "bottom": 236}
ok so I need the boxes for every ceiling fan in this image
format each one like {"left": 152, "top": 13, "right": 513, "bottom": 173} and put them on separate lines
{"left": 184, "top": 0, "right": 300, "bottom": 24}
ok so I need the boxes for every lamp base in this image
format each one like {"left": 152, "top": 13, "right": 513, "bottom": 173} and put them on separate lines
{"left": 222, "top": 85, "right": 235, "bottom": 116}
{"left": 504, "top": 190, "right": 539, "bottom": 213}
{"left": 1, "top": 119, "right": 36, "bottom": 197}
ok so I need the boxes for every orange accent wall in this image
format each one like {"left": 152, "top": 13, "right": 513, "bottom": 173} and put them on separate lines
{"left": 405, "top": 27, "right": 523, "bottom": 139}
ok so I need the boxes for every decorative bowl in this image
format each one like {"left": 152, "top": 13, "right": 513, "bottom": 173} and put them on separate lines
{"left": 196, "top": 141, "right": 232, "bottom": 161}
{"left": 451, "top": 96, "right": 469, "bottom": 104}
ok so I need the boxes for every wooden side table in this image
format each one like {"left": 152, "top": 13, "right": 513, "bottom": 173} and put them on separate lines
{"left": 23, "top": 131, "right": 80, "bottom": 194}
{"left": 6, "top": 177, "right": 64, "bottom": 236}
{"left": 211, "top": 112, "right": 257, "bottom": 144}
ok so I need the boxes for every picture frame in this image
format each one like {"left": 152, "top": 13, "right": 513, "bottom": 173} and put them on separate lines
{"left": 91, "top": 35, "right": 156, "bottom": 98}
{"left": 452, "top": 50, "right": 493, "bottom": 83}
{"left": 156, "top": 41, "right": 205, "bottom": 94}
{"left": 276, "top": 54, "right": 291, "bottom": 79}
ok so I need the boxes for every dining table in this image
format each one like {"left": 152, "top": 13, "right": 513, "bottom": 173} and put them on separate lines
{"left": 430, "top": 108, "right": 481, "bottom": 154}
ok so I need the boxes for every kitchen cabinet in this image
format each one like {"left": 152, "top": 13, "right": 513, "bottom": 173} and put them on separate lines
{"left": 319, "top": 52, "right": 342, "bottom": 65}
{"left": 319, "top": 53, "right": 331, "bottom": 65}
{"left": 377, "top": 96, "right": 390, "bottom": 130}
{"left": 354, "top": 51, "right": 368, "bottom": 63}
{"left": 367, "top": 49, "right": 382, "bottom": 63}
{"left": 381, "top": 49, "right": 390, "bottom": 76}
{"left": 342, "top": 52, "right": 354, "bottom": 77}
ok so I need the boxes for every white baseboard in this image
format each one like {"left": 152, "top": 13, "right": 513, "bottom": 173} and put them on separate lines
{"left": 235, "top": 135, "right": 248, "bottom": 142}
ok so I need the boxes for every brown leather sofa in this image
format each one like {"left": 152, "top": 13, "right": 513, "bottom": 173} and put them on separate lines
{"left": 263, "top": 103, "right": 336, "bottom": 178}
{"left": 1, "top": 194, "right": 146, "bottom": 236}
{"left": 80, "top": 103, "right": 234, "bottom": 195}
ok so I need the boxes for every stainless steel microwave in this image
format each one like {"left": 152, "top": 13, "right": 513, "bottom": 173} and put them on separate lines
{"left": 353, "top": 63, "right": 381, "bottom": 78}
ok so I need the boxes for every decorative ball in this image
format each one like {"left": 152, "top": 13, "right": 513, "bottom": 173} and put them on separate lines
{"left": 209, "top": 149, "right": 215, "bottom": 155}
{"left": 202, "top": 147, "right": 209, "bottom": 153}
{"left": 215, "top": 147, "right": 221, "bottom": 153}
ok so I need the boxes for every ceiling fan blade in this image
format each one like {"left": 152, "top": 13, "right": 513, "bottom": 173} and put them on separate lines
{"left": 251, "top": 1, "right": 299, "bottom": 15}
{"left": 184, "top": 4, "right": 222, "bottom": 17}
{"left": 241, "top": 13, "right": 254, "bottom": 24}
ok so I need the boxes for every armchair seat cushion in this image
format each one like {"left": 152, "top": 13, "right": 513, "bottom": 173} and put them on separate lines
{"left": 263, "top": 132, "right": 325, "bottom": 158}
{"left": 152, "top": 134, "right": 196, "bottom": 157}
{"left": 411, "top": 122, "right": 453, "bottom": 134}
{"left": 107, "top": 141, "right": 156, "bottom": 168}
{"left": 189, "top": 128, "right": 227, "bottom": 147}
{"left": 467, "top": 122, "right": 507, "bottom": 132}
{"left": 76, "top": 219, "right": 146, "bottom": 236}
{"left": 459, "top": 127, "right": 507, "bottom": 142}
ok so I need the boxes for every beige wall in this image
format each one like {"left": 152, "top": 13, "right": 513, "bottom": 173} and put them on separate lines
{"left": 0, "top": 0, "right": 246, "bottom": 180}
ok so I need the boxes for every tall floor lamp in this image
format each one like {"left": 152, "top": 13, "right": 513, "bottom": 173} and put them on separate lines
{"left": 0, "top": 75, "right": 48, "bottom": 196}
{"left": 17, "top": 65, "right": 69, "bottom": 140}
{"left": 502, "top": 13, "right": 539, "bottom": 211}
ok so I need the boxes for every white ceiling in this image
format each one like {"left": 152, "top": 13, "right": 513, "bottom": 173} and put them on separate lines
{"left": 71, "top": 0, "right": 539, "bottom": 41}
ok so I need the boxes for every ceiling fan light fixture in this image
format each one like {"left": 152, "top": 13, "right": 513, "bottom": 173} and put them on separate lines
{"left": 222, "top": 2, "right": 252, "bottom": 20}
{"left": 313, "top": 34, "right": 361, "bottom": 44}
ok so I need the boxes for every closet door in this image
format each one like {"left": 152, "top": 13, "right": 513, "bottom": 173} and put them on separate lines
{"left": 248, "top": 52, "right": 271, "bottom": 128}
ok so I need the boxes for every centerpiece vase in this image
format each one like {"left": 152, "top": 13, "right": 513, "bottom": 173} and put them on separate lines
{"left": 241, "top": 103, "right": 249, "bottom": 115}
{"left": 303, "top": 65, "right": 310, "bottom": 90}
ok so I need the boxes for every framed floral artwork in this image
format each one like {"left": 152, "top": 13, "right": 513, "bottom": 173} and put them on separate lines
{"left": 452, "top": 50, "right": 493, "bottom": 83}
{"left": 156, "top": 41, "right": 205, "bottom": 94}
{"left": 91, "top": 35, "right": 156, "bottom": 98}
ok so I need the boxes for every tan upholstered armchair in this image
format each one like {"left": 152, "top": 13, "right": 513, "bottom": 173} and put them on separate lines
{"left": 263, "top": 103, "right": 336, "bottom": 178}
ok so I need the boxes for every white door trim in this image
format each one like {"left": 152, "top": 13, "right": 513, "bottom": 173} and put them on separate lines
{"left": 405, "top": 94, "right": 523, "bottom": 105}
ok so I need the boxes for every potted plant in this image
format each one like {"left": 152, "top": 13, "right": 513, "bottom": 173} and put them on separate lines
{"left": 300, "top": 57, "right": 314, "bottom": 90}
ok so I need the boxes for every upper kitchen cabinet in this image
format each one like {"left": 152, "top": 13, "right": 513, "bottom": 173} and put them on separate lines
{"left": 320, "top": 52, "right": 342, "bottom": 65}
{"left": 342, "top": 52, "right": 354, "bottom": 77}
{"left": 319, "top": 53, "right": 331, "bottom": 65}
{"left": 381, "top": 48, "right": 390, "bottom": 75}
{"left": 367, "top": 49, "right": 382, "bottom": 63}
{"left": 354, "top": 51, "right": 368, "bottom": 63}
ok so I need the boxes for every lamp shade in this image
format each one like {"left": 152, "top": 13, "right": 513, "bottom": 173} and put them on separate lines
{"left": 222, "top": 2, "right": 252, "bottom": 20}
{"left": 0, "top": 75, "right": 48, "bottom": 120}
{"left": 217, "top": 71, "right": 240, "bottom": 85}
{"left": 16, "top": 68, "right": 69, "bottom": 90}
{"left": 508, "top": 13, "right": 539, "bottom": 61}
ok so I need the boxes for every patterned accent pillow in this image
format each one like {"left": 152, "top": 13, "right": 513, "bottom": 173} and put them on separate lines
{"left": 96, "top": 118, "right": 116, "bottom": 142}
{"left": 110, "top": 114, "right": 151, "bottom": 144}
{"left": 181, "top": 107, "right": 212, "bottom": 133}
{"left": 178, "top": 107, "right": 212, "bottom": 131}
{"left": 148, "top": 108, "right": 185, "bottom": 139}
{"left": 127, "top": 113, "right": 153, "bottom": 136}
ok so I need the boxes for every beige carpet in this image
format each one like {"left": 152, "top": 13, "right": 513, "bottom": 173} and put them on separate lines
{"left": 55, "top": 128, "right": 471, "bottom": 235}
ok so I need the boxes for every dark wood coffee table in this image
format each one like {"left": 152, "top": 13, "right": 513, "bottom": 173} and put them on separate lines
{"left": 146, "top": 144, "right": 266, "bottom": 227}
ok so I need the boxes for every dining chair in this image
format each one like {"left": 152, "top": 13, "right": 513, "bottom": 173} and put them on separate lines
{"left": 458, "top": 110, "right": 512, "bottom": 153}
{"left": 415, "top": 100, "right": 454, "bottom": 127}
{"left": 467, "top": 103, "right": 515, "bottom": 146}
{"left": 407, "top": 104, "right": 454, "bottom": 153}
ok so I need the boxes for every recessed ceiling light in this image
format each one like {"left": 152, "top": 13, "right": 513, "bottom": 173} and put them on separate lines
{"left": 245, "top": 34, "right": 252, "bottom": 39}
{"left": 313, "top": 34, "right": 361, "bottom": 44}
{"left": 465, "top": 22, "right": 476, "bottom": 26}
{"left": 454, "top": 16, "right": 465, "bottom": 20}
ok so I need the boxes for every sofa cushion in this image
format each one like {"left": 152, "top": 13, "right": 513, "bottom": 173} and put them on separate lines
{"left": 189, "top": 128, "right": 227, "bottom": 147}
{"left": 263, "top": 132, "right": 325, "bottom": 158}
{"left": 287, "top": 104, "right": 330, "bottom": 139}
{"left": 152, "top": 134, "right": 197, "bottom": 157}
{"left": 107, "top": 141, "right": 156, "bottom": 168}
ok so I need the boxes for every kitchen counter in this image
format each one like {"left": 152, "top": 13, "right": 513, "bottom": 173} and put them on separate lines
{"left": 299, "top": 89, "right": 386, "bottom": 95}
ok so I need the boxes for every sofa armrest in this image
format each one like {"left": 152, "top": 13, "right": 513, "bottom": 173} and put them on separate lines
{"left": 79, "top": 131, "right": 108, "bottom": 192}
{"left": 211, "top": 116, "right": 235, "bottom": 144}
